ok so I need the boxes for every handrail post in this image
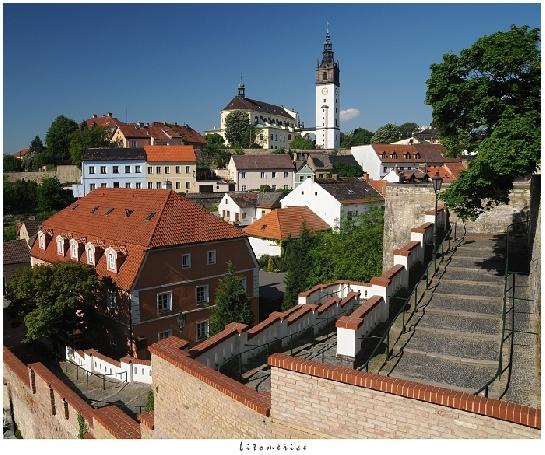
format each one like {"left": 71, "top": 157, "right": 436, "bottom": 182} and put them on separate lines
{"left": 386, "top": 331, "right": 390, "bottom": 361}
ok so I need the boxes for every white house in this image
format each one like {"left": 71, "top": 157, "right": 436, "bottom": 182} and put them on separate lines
{"left": 218, "top": 191, "right": 284, "bottom": 226}
{"left": 351, "top": 143, "right": 446, "bottom": 180}
{"left": 280, "top": 177, "right": 384, "bottom": 229}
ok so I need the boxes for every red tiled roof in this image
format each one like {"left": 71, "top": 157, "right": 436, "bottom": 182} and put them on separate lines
{"left": 30, "top": 189, "right": 247, "bottom": 290}
{"left": 243, "top": 206, "right": 330, "bottom": 241}
{"left": 231, "top": 154, "right": 294, "bottom": 170}
{"left": 372, "top": 143, "right": 448, "bottom": 164}
{"left": 365, "top": 178, "right": 386, "bottom": 197}
{"left": 144, "top": 145, "right": 196, "bottom": 163}
{"left": 15, "top": 147, "right": 30, "bottom": 158}
{"left": 85, "top": 115, "right": 125, "bottom": 129}
{"left": 117, "top": 124, "right": 152, "bottom": 139}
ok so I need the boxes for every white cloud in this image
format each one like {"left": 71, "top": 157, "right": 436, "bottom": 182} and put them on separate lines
{"left": 340, "top": 108, "right": 360, "bottom": 122}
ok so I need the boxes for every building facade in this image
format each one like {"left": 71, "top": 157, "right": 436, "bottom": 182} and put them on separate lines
{"left": 315, "top": 29, "right": 340, "bottom": 149}
{"left": 30, "top": 189, "right": 259, "bottom": 358}
{"left": 218, "top": 191, "right": 284, "bottom": 226}
{"left": 144, "top": 145, "right": 197, "bottom": 192}
{"left": 227, "top": 155, "right": 294, "bottom": 191}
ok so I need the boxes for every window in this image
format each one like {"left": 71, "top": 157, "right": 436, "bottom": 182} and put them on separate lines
{"left": 176, "top": 181, "right": 181, "bottom": 190}
{"left": 101, "top": 183, "right": 107, "bottom": 188}
{"left": 136, "top": 182, "right": 141, "bottom": 189}
{"left": 323, "top": 98, "right": 326, "bottom": 103}
{"left": 39, "top": 234, "right": 45, "bottom": 249}
{"left": 240, "top": 276, "right": 247, "bottom": 293}
{"left": 175, "top": 165, "right": 180, "bottom": 174}
{"left": 158, "top": 329, "right": 172, "bottom": 341}
{"left": 284, "top": 185, "right": 288, "bottom": 190}
{"left": 185, "top": 182, "right": 190, "bottom": 190}
{"left": 288, "top": 134, "right": 291, "bottom": 140}
{"left": 156, "top": 166, "right": 161, "bottom": 174}
{"left": 241, "top": 185, "right": 247, "bottom": 191}
{"left": 196, "top": 285, "right": 209, "bottom": 305}
{"left": 259, "top": 134, "right": 263, "bottom": 141}
{"left": 125, "top": 182, "right": 131, "bottom": 188}
{"left": 182, "top": 253, "right": 191, "bottom": 269}
{"left": 113, "top": 182, "right": 120, "bottom": 188}
{"left": 70, "top": 242, "right": 78, "bottom": 259}
{"left": 284, "top": 171, "right": 289, "bottom": 178}
{"left": 272, "top": 172, "right": 276, "bottom": 178}
{"left": 130, "top": 140, "right": 137, "bottom": 148}
{"left": 89, "top": 183, "right": 96, "bottom": 191}
{"left": 57, "top": 239, "right": 64, "bottom": 255}
{"left": 100, "top": 166, "right": 107, "bottom": 174}
{"left": 113, "top": 166, "right": 119, "bottom": 174}
{"left": 89, "top": 166, "right": 95, "bottom": 175}
{"left": 241, "top": 212, "right": 246, "bottom": 219}
{"left": 207, "top": 250, "right": 216, "bottom": 265}
{"left": 165, "top": 166, "right": 170, "bottom": 174}
{"left": 185, "top": 166, "right": 190, "bottom": 174}
{"left": 196, "top": 320, "right": 209, "bottom": 341}
{"left": 322, "top": 71, "right": 327, "bottom": 80}
{"left": 87, "top": 246, "right": 94, "bottom": 265}
{"left": 148, "top": 166, "right": 153, "bottom": 174}
{"left": 148, "top": 182, "right": 153, "bottom": 189}
{"left": 157, "top": 291, "right": 172, "bottom": 313}
{"left": 241, "top": 172, "right": 246, "bottom": 179}
{"left": 384, "top": 167, "right": 388, "bottom": 173}
{"left": 260, "top": 172, "right": 266, "bottom": 178}
{"left": 315, "top": 192, "right": 318, "bottom": 196}
{"left": 135, "top": 165, "right": 141, "bottom": 173}
{"left": 106, "top": 252, "right": 116, "bottom": 270}
{"left": 156, "top": 182, "right": 162, "bottom": 189}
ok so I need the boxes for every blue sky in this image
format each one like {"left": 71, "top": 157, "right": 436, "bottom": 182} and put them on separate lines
{"left": 3, "top": 2, "right": 540, "bottom": 153}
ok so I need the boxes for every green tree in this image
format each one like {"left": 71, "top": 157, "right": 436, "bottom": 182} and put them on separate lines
{"left": 3, "top": 180, "right": 38, "bottom": 214}
{"left": 371, "top": 123, "right": 402, "bottom": 143}
{"left": 29, "top": 136, "right": 45, "bottom": 155}
{"left": 36, "top": 177, "right": 74, "bottom": 213}
{"left": 145, "top": 390, "right": 154, "bottom": 411}
{"left": 205, "top": 133, "right": 225, "bottom": 149}
{"left": 5, "top": 262, "right": 104, "bottom": 344}
{"left": 341, "top": 128, "right": 373, "bottom": 148}
{"left": 209, "top": 261, "right": 253, "bottom": 335}
{"left": 332, "top": 161, "right": 364, "bottom": 177}
{"left": 398, "top": 122, "right": 420, "bottom": 140}
{"left": 426, "top": 25, "right": 540, "bottom": 219}
{"left": 224, "top": 111, "right": 259, "bottom": 148}
{"left": 44, "top": 115, "right": 78, "bottom": 164}
{"left": 4, "top": 224, "right": 17, "bottom": 241}
{"left": 3, "top": 154, "right": 21, "bottom": 172}
{"left": 69, "top": 124, "right": 114, "bottom": 166}
{"left": 289, "top": 135, "right": 315, "bottom": 150}
{"left": 282, "top": 228, "right": 316, "bottom": 310}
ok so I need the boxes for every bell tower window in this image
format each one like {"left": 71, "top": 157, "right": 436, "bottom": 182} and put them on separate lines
{"left": 322, "top": 72, "right": 327, "bottom": 81}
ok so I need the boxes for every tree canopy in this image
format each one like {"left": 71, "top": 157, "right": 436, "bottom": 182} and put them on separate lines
{"left": 289, "top": 135, "right": 315, "bottom": 150}
{"left": 209, "top": 261, "right": 253, "bottom": 335}
{"left": 371, "top": 123, "right": 402, "bottom": 143}
{"left": 341, "top": 128, "right": 373, "bottom": 148}
{"left": 44, "top": 115, "right": 79, "bottom": 164}
{"left": 224, "top": 111, "right": 260, "bottom": 148}
{"left": 36, "top": 177, "right": 75, "bottom": 212}
{"left": 398, "top": 122, "right": 420, "bottom": 140}
{"left": 5, "top": 262, "right": 103, "bottom": 343}
{"left": 3, "top": 154, "right": 21, "bottom": 172}
{"left": 69, "top": 124, "right": 114, "bottom": 166}
{"left": 426, "top": 25, "right": 541, "bottom": 219}
{"left": 4, "top": 177, "right": 73, "bottom": 216}
{"left": 332, "top": 161, "right": 364, "bottom": 177}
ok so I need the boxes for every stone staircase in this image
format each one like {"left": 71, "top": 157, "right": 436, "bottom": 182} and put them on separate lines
{"left": 379, "top": 235, "right": 509, "bottom": 394}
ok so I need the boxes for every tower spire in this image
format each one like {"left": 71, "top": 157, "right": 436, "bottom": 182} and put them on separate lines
{"left": 238, "top": 74, "right": 245, "bottom": 98}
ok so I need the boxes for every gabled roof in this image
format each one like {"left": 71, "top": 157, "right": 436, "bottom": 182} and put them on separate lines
{"left": 148, "top": 123, "right": 207, "bottom": 145}
{"left": 31, "top": 189, "right": 246, "bottom": 290}
{"left": 144, "top": 145, "right": 196, "bottom": 163}
{"left": 307, "top": 154, "right": 332, "bottom": 171}
{"left": 231, "top": 154, "right": 294, "bottom": 171}
{"left": 85, "top": 115, "right": 125, "bottom": 129}
{"left": 227, "top": 192, "right": 259, "bottom": 208}
{"left": 371, "top": 143, "right": 447, "bottom": 164}
{"left": 18, "top": 219, "right": 40, "bottom": 238}
{"left": 15, "top": 148, "right": 30, "bottom": 158}
{"left": 318, "top": 178, "right": 384, "bottom": 205}
{"left": 226, "top": 191, "right": 284, "bottom": 209}
{"left": 243, "top": 206, "right": 330, "bottom": 241}
{"left": 366, "top": 178, "right": 387, "bottom": 197}
{"left": 223, "top": 96, "right": 295, "bottom": 120}
{"left": 82, "top": 148, "right": 146, "bottom": 162}
{"left": 117, "top": 124, "right": 151, "bottom": 139}
{"left": 4, "top": 239, "right": 30, "bottom": 265}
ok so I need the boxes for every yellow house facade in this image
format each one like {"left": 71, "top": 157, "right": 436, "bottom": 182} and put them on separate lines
{"left": 144, "top": 146, "right": 197, "bottom": 193}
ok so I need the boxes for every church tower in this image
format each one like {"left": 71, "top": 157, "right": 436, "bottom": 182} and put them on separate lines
{"left": 315, "top": 26, "right": 340, "bottom": 149}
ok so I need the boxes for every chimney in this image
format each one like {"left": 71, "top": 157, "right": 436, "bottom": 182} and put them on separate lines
{"left": 107, "top": 112, "right": 113, "bottom": 117}
{"left": 92, "top": 114, "right": 98, "bottom": 118}
{"left": 362, "top": 172, "right": 370, "bottom": 182}
{"left": 165, "top": 180, "right": 173, "bottom": 190}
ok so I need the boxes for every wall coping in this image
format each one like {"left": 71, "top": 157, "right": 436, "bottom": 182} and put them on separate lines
{"left": 268, "top": 354, "right": 541, "bottom": 430}
{"left": 189, "top": 322, "right": 247, "bottom": 356}
{"left": 411, "top": 222, "right": 433, "bottom": 234}
{"left": 149, "top": 337, "right": 271, "bottom": 416}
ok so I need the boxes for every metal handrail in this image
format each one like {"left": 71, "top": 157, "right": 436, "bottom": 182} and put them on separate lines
{"left": 475, "top": 218, "right": 530, "bottom": 397}
{"left": 359, "top": 221, "right": 460, "bottom": 372}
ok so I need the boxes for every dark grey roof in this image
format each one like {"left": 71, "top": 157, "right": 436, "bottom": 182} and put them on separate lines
{"left": 227, "top": 192, "right": 259, "bottom": 208}
{"left": 20, "top": 219, "right": 40, "bottom": 238}
{"left": 3, "top": 239, "right": 30, "bottom": 265}
{"left": 256, "top": 192, "right": 284, "bottom": 209}
{"left": 307, "top": 154, "right": 332, "bottom": 171}
{"left": 329, "top": 154, "right": 359, "bottom": 167}
{"left": 231, "top": 154, "right": 294, "bottom": 170}
{"left": 318, "top": 178, "right": 384, "bottom": 204}
{"left": 82, "top": 148, "right": 146, "bottom": 162}
{"left": 223, "top": 96, "right": 295, "bottom": 120}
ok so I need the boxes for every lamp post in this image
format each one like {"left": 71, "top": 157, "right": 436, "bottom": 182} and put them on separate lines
{"left": 432, "top": 171, "right": 443, "bottom": 270}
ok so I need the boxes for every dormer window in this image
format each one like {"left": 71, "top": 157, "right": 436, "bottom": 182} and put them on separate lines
{"left": 56, "top": 235, "right": 68, "bottom": 256}
{"left": 38, "top": 231, "right": 48, "bottom": 250}
{"left": 86, "top": 244, "right": 95, "bottom": 265}
{"left": 70, "top": 241, "right": 78, "bottom": 260}
{"left": 382, "top": 153, "right": 387, "bottom": 159}
{"left": 108, "top": 252, "right": 116, "bottom": 271}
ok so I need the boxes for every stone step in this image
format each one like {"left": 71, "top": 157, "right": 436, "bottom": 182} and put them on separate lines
{"left": 435, "top": 279, "right": 503, "bottom": 297}
{"left": 418, "top": 311, "right": 501, "bottom": 335}
{"left": 429, "top": 293, "right": 502, "bottom": 316}
{"left": 443, "top": 269, "right": 504, "bottom": 283}
{"left": 448, "top": 256, "right": 505, "bottom": 270}
{"left": 405, "top": 328, "right": 500, "bottom": 362}
{"left": 454, "top": 248, "right": 505, "bottom": 259}
{"left": 388, "top": 350, "right": 498, "bottom": 392}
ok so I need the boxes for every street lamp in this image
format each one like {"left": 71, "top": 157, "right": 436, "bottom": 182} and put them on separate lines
{"left": 432, "top": 171, "right": 443, "bottom": 268}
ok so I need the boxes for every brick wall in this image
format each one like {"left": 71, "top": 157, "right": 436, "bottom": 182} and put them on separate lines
{"left": 269, "top": 355, "right": 540, "bottom": 438}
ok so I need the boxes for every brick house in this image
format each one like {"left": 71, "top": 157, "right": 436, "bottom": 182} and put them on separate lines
{"left": 30, "top": 189, "right": 259, "bottom": 358}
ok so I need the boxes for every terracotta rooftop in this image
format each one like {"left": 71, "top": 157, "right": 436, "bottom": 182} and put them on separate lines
{"left": 117, "top": 124, "right": 152, "bottom": 139}
{"left": 85, "top": 114, "right": 125, "bottom": 129}
{"left": 30, "top": 189, "right": 247, "bottom": 290}
{"left": 3, "top": 239, "right": 30, "bottom": 265}
{"left": 231, "top": 154, "right": 294, "bottom": 170}
{"left": 243, "top": 206, "right": 330, "bottom": 241}
{"left": 372, "top": 143, "right": 448, "bottom": 164}
{"left": 148, "top": 122, "right": 206, "bottom": 145}
{"left": 14, "top": 147, "right": 30, "bottom": 158}
{"left": 223, "top": 96, "right": 295, "bottom": 120}
{"left": 144, "top": 145, "right": 196, "bottom": 163}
